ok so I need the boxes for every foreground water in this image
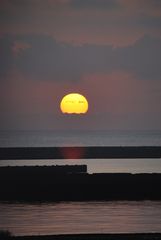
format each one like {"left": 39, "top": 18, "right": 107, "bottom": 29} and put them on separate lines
{"left": 0, "top": 201, "right": 161, "bottom": 236}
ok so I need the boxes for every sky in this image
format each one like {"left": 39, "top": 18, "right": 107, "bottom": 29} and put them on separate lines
{"left": 0, "top": 0, "right": 161, "bottom": 131}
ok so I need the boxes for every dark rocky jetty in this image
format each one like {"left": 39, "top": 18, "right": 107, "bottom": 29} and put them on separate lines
{"left": 0, "top": 165, "right": 161, "bottom": 201}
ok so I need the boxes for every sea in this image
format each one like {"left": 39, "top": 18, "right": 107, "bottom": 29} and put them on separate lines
{"left": 0, "top": 129, "right": 161, "bottom": 173}
{"left": 0, "top": 130, "right": 161, "bottom": 235}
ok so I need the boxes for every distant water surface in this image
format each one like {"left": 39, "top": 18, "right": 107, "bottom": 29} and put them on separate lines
{"left": 0, "top": 130, "right": 161, "bottom": 147}
{"left": 0, "top": 130, "right": 161, "bottom": 173}
{"left": 0, "top": 201, "right": 161, "bottom": 236}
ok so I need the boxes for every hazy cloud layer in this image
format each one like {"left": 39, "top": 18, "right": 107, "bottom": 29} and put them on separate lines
{"left": 69, "top": 0, "right": 121, "bottom": 9}
{"left": 0, "top": 34, "right": 161, "bottom": 81}
{"left": 1, "top": 0, "right": 161, "bottom": 46}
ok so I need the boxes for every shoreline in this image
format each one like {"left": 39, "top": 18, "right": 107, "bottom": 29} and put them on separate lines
{"left": 5, "top": 233, "right": 161, "bottom": 240}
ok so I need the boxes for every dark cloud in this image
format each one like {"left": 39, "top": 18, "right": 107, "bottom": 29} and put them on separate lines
{"left": 143, "top": 0, "right": 161, "bottom": 7}
{"left": 69, "top": 0, "right": 121, "bottom": 9}
{"left": 0, "top": 0, "right": 59, "bottom": 25}
{"left": 0, "top": 34, "right": 161, "bottom": 81}
{"left": 136, "top": 15, "right": 161, "bottom": 29}
{"left": 15, "top": 35, "right": 88, "bottom": 81}
{"left": 0, "top": 0, "right": 121, "bottom": 28}
{"left": 116, "top": 35, "right": 161, "bottom": 79}
{"left": 0, "top": 36, "right": 14, "bottom": 77}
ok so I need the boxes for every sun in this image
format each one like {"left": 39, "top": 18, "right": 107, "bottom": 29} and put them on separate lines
{"left": 60, "top": 93, "right": 88, "bottom": 114}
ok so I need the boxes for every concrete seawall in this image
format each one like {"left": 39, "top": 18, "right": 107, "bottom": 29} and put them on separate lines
{"left": 0, "top": 166, "right": 161, "bottom": 201}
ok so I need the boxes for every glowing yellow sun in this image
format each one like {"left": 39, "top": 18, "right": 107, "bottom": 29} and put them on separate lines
{"left": 60, "top": 93, "right": 88, "bottom": 114}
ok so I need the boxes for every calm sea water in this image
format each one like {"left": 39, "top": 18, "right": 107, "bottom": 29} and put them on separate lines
{"left": 0, "top": 130, "right": 161, "bottom": 147}
{"left": 0, "top": 130, "right": 161, "bottom": 173}
{"left": 0, "top": 201, "right": 161, "bottom": 236}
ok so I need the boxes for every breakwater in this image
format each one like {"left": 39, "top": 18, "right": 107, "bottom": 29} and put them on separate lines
{"left": 2, "top": 233, "right": 161, "bottom": 240}
{"left": 0, "top": 166, "right": 161, "bottom": 201}
{"left": 0, "top": 146, "right": 161, "bottom": 159}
